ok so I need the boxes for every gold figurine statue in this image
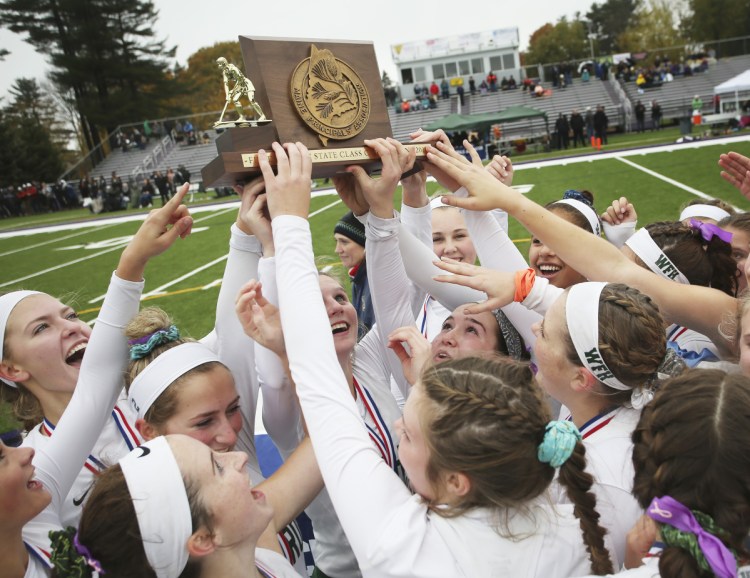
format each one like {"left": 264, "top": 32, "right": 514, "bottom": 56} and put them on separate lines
{"left": 214, "top": 57, "right": 268, "bottom": 127}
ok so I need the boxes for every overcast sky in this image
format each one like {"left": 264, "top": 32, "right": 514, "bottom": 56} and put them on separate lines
{"left": 0, "top": 0, "right": 594, "bottom": 101}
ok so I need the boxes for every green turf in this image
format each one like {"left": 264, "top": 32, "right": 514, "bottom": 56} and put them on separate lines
{"left": 2, "top": 137, "right": 750, "bottom": 432}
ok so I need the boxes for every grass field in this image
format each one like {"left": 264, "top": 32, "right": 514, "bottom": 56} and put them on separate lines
{"left": 2, "top": 134, "right": 750, "bottom": 431}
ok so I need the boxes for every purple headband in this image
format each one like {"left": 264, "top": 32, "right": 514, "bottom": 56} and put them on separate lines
{"left": 647, "top": 496, "right": 737, "bottom": 578}
{"left": 688, "top": 218, "right": 733, "bottom": 244}
{"left": 74, "top": 531, "right": 106, "bottom": 574}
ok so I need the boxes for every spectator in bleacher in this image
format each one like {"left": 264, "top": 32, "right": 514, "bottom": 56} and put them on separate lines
{"left": 594, "top": 105, "right": 609, "bottom": 144}
{"left": 570, "top": 109, "right": 586, "bottom": 147}
{"left": 634, "top": 100, "right": 646, "bottom": 133}
{"left": 187, "top": 131, "right": 197, "bottom": 145}
{"left": 479, "top": 79, "right": 488, "bottom": 95}
{"left": 692, "top": 94, "right": 703, "bottom": 113}
{"left": 421, "top": 94, "right": 431, "bottom": 110}
{"left": 111, "top": 171, "right": 123, "bottom": 195}
{"left": 429, "top": 95, "right": 437, "bottom": 109}
{"left": 486, "top": 70, "right": 498, "bottom": 91}
{"left": 409, "top": 96, "right": 421, "bottom": 111}
{"left": 413, "top": 83, "right": 423, "bottom": 98}
{"left": 201, "top": 131, "right": 211, "bottom": 144}
{"left": 183, "top": 119, "right": 194, "bottom": 134}
{"left": 563, "top": 63, "right": 573, "bottom": 85}
{"left": 429, "top": 81, "right": 439, "bottom": 99}
{"left": 552, "top": 65, "right": 560, "bottom": 87}
{"left": 501, "top": 76, "right": 509, "bottom": 90}
{"left": 508, "top": 75, "right": 517, "bottom": 89}
{"left": 469, "top": 77, "right": 476, "bottom": 94}
{"left": 581, "top": 68, "right": 590, "bottom": 82}
{"left": 79, "top": 176, "right": 90, "bottom": 200}
{"left": 456, "top": 84, "right": 465, "bottom": 106}
{"left": 440, "top": 78, "right": 449, "bottom": 99}
{"left": 651, "top": 100, "right": 662, "bottom": 130}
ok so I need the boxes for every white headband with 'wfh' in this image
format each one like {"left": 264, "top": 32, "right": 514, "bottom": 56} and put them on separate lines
{"left": 679, "top": 204, "right": 731, "bottom": 223}
{"left": 566, "top": 282, "right": 629, "bottom": 391}
{"left": 625, "top": 228, "right": 690, "bottom": 285}
{"left": 553, "top": 199, "right": 601, "bottom": 237}
{"left": 128, "top": 341, "right": 221, "bottom": 420}
{"left": 0, "top": 291, "right": 42, "bottom": 387}
{"left": 120, "top": 436, "right": 192, "bottom": 578}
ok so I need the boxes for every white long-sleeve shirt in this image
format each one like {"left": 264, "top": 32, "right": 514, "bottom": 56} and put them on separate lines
{"left": 274, "top": 215, "right": 593, "bottom": 578}
{"left": 22, "top": 272, "right": 143, "bottom": 577}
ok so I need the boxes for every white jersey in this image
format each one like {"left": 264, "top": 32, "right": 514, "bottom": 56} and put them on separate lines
{"left": 274, "top": 216, "right": 593, "bottom": 578}
{"left": 256, "top": 547, "right": 304, "bottom": 577}
{"left": 256, "top": 255, "right": 403, "bottom": 578}
{"left": 22, "top": 273, "right": 143, "bottom": 574}
{"left": 22, "top": 393, "right": 141, "bottom": 533}
{"left": 554, "top": 406, "right": 642, "bottom": 569}
{"left": 666, "top": 323, "right": 720, "bottom": 367}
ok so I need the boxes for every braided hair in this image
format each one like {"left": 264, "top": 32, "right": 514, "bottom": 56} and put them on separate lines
{"left": 644, "top": 221, "right": 737, "bottom": 296}
{"left": 632, "top": 369, "right": 750, "bottom": 578}
{"left": 419, "top": 356, "right": 613, "bottom": 574}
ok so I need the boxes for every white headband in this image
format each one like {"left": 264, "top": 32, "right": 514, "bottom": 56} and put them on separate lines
{"left": 565, "top": 282, "right": 629, "bottom": 391}
{"left": 679, "top": 204, "right": 731, "bottom": 223}
{"left": 129, "top": 342, "right": 221, "bottom": 420}
{"left": 553, "top": 199, "right": 601, "bottom": 237}
{"left": 625, "top": 228, "right": 690, "bottom": 285}
{"left": 120, "top": 436, "right": 192, "bottom": 578}
{"left": 0, "top": 291, "right": 42, "bottom": 387}
{"left": 430, "top": 196, "right": 452, "bottom": 210}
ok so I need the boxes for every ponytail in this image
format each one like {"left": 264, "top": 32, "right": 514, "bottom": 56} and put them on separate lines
{"left": 557, "top": 443, "right": 615, "bottom": 575}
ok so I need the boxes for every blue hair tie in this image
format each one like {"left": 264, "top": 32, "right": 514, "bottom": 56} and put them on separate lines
{"left": 128, "top": 325, "right": 180, "bottom": 360}
{"left": 562, "top": 189, "right": 593, "bottom": 207}
{"left": 538, "top": 420, "right": 582, "bottom": 468}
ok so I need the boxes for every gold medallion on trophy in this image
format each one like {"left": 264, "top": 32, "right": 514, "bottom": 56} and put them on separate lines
{"left": 290, "top": 45, "right": 371, "bottom": 146}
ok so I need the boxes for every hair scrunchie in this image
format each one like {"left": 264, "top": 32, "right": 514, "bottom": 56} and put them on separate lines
{"left": 50, "top": 526, "right": 104, "bottom": 577}
{"left": 128, "top": 325, "right": 180, "bottom": 360}
{"left": 537, "top": 420, "right": 581, "bottom": 468}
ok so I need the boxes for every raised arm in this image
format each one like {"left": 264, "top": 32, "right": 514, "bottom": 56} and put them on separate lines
{"left": 35, "top": 186, "right": 193, "bottom": 509}
{"left": 429, "top": 142, "right": 738, "bottom": 358}
{"left": 262, "top": 142, "right": 414, "bottom": 566}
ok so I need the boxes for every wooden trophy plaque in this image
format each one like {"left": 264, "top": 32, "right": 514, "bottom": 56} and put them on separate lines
{"left": 202, "top": 36, "right": 425, "bottom": 187}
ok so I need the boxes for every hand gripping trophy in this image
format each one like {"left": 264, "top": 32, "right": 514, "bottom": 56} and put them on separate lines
{"left": 214, "top": 57, "right": 268, "bottom": 127}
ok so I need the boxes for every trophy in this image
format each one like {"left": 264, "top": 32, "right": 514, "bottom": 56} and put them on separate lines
{"left": 202, "top": 37, "right": 429, "bottom": 187}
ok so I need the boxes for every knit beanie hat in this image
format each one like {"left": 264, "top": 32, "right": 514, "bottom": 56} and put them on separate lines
{"left": 334, "top": 211, "right": 366, "bottom": 247}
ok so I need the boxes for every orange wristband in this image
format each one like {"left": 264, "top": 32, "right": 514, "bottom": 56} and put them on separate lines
{"left": 514, "top": 268, "right": 536, "bottom": 303}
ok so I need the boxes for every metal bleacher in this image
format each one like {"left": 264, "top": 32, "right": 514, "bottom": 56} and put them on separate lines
{"left": 619, "top": 54, "right": 750, "bottom": 121}
{"left": 388, "top": 79, "right": 620, "bottom": 142}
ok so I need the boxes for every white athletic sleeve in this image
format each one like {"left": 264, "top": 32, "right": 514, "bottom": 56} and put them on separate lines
{"left": 33, "top": 272, "right": 143, "bottom": 511}
{"left": 400, "top": 201, "right": 433, "bottom": 249}
{"left": 274, "top": 216, "right": 414, "bottom": 563}
{"left": 257, "top": 256, "right": 303, "bottom": 458}
{"left": 602, "top": 221, "right": 637, "bottom": 249}
{"left": 366, "top": 212, "right": 434, "bottom": 398}
{"left": 522, "top": 276, "right": 565, "bottom": 316}
{"left": 214, "top": 224, "right": 262, "bottom": 461}
{"left": 453, "top": 188, "right": 541, "bottom": 348}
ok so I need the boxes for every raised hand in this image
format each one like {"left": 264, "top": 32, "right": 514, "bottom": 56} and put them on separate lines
{"left": 118, "top": 182, "right": 193, "bottom": 281}
{"left": 332, "top": 172, "right": 369, "bottom": 216}
{"left": 347, "top": 137, "right": 415, "bottom": 219}
{"left": 600, "top": 196, "right": 637, "bottom": 226}
{"left": 486, "top": 154, "right": 514, "bottom": 187}
{"left": 259, "top": 142, "right": 313, "bottom": 220}
{"left": 719, "top": 151, "right": 750, "bottom": 200}
{"left": 624, "top": 515, "right": 657, "bottom": 569}
{"left": 432, "top": 258, "right": 515, "bottom": 314}
{"left": 387, "top": 325, "right": 432, "bottom": 385}
{"left": 400, "top": 163, "right": 428, "bottom": 209}
{"left": 235, "top": 280, "right": 286, "bottom": 356}
{"left": 427, "top": 140, "right": 520, "bottom": 213}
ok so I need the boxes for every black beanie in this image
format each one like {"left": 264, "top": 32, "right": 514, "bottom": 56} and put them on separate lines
{"left": 334, "top": 211, "right": 366, "bottom": 247}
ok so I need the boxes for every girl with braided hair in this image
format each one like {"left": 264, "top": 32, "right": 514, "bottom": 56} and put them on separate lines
{"left": 0, "top": 189, "right": 193, "bottom": 578}
{"left": 575, "top": 368, "right": 750, "bottom": 577}
{"left": 622, "top": 219, "right": 737, "bottom": 368}
{"left": 236, "top": 140, "right": 613, "bottom": 577}
{"left": 718, "top": 212, "right": 750, "bottom": 294}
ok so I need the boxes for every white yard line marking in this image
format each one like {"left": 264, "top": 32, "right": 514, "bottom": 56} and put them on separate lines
{"left": 615, "top": 157, "right": 741, "bottom": 210}
{"left": 0, "top": 246, "right": 123, "bottom": 289}
{"left": 309, "top": 199, "right": 342, "bottom": 217}
{"left": 0, "top": 223, "right": 116, "bottom": 257}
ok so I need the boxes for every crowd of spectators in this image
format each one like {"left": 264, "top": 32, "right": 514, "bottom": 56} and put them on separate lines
{"left": 0, "top": 164, "right": 194, "bottom": 218}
